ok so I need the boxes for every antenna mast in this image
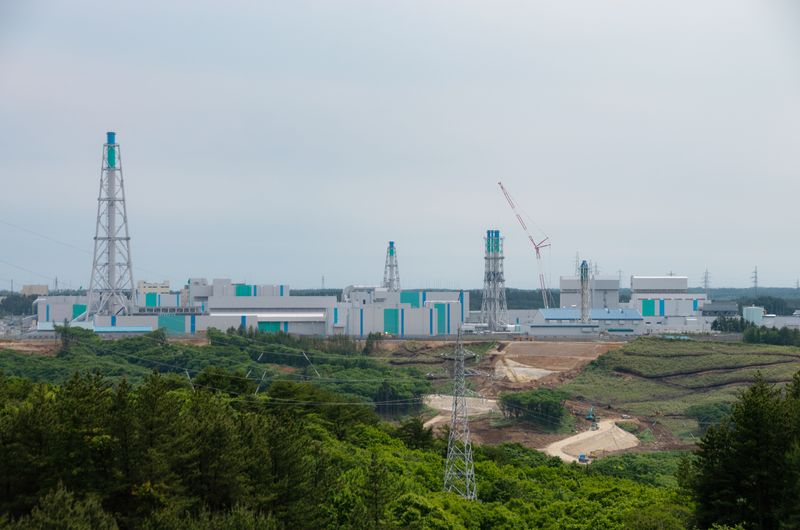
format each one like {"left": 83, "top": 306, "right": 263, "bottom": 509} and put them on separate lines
{"left": 497, "top": 181, "right": 551, "bottom": 308}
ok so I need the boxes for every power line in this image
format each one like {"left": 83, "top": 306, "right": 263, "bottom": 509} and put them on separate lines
{"left": 0, "top": 217, "right": 179, "bottom": 283}
{"left": 0, "top": 259, "right": 55, "bottom": 281}
{"left": 0, "top": 219, "right": 90, "bottom": 254}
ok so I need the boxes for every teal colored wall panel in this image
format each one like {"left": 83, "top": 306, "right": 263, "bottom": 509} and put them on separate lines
{"left": 72, "top": 304, "right": 86, "bottom": 319}
{"left": 659, "top": 299, "right": 665, "bottom": 316}
{"left": 235, "top": 284, "right": 253, "bottom": 296}
{"left": 436, "top": 303, "right": 446, "bottom": 335}
{"left": 383, "top": 308, "right": 399, "bottom": 335}
{"left": 145, "top": 292, "right": 157, "bottom": 307}
{"left": 642, "top": 299, "right": 655, "bottom": 317}
{"left": 158, "top": 315, "right": 185, "bottom": 334}
{"left": 258, "top": 321, "right": 280, "bottom": 333}
{"left": 400, "top": 291, "right": 420, "bottom": 308}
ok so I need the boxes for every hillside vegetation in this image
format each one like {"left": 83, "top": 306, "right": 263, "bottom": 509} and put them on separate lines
{"left": 0, "top": 328, "right": 431, "bottom": 416}
{"left": 0, "top": 370, "right": 692, "bottom": 529}
{"left": 562, "top": 338, "right": 800, "bottom": 439}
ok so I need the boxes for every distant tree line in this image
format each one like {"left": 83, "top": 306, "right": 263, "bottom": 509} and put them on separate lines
{"left": 736, "top": 296, "right": 800, "bottom": 316}
{"left": 743, "top": 325, "right": 800, "bottom": 347}
{"left": 0, "top": 294, "right": 37, "bottom": 316}
{"left": 469, "top": 289, "right": 559, "bottom": 311}
{"left": 711, "top": 316, "right": 749, "bottom": 333}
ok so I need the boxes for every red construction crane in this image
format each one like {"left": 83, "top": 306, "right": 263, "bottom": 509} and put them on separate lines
{"left": 498, "top": 181, "right": 552, "bottom": 308}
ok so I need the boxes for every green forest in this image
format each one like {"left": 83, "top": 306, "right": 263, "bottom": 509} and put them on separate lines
{"left": 1, "top": 331, "right": 799, "bottom": 528}
{"left": 0, "top": 371, "right": 691, "bottom": 529}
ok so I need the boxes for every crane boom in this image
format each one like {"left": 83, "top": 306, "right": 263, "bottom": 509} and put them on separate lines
{"left": 497, "top": 181, "right": 552, "bottom": 308}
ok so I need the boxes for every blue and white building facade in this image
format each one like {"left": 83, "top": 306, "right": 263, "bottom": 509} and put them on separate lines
{"left": 34, "top": 279, "right": 469, "bottom": 338}
{"left": 527, "top": 308, "right": 644, "bottom": 337}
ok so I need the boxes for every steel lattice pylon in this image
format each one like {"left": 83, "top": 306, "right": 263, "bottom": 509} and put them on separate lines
{"left": 443, "top": 329, "right": 477, "bottom": 500}
{"left": 480, "top": 229, "right": 508, "bottom": 331}
{"left": 382, "top": 240, "right": 400, "bottom": 292}
{"left": 83, "top": 131, "right": 135, "bottom": 320}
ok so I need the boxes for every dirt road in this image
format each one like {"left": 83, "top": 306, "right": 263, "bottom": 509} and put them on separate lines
{"left": 542, "top": 420, "right": 639, "bottom": 462}
{"left": 423, "top": 394, "right": 499, "bottom": 429}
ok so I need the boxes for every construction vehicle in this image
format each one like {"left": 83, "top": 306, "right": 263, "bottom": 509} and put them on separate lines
{"left": 586, "top": 407, "right": 595, "bottom": 421}
{"left": 578, "top": 453, "right": 588, "bottom": 464}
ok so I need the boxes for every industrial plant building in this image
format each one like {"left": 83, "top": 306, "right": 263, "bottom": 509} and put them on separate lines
{"left": 24, "top": 132, "right": 742, "bottom": 341}
{"left": 36, "top": 280, "right": 468, "bottom": 338}
{"left": 559, "top": 276, "right": 620, "bottom": 309}
{"left": 625, "top": 276, "right": 710, "bottom": 333}
{"left": 527, "top": 308, "right": 644, "bottom": 337}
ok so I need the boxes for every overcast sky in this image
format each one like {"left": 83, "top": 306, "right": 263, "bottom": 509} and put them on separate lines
{"left": 1, "top": 1, "right": 799, "bottom": 291}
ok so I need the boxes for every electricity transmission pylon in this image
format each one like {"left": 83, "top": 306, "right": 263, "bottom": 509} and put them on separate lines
{"left": 84, "top": 131, "right": 135, "bottom": 319}
{"left": 382, "top": 241, "right": 400, "bottom": 291}
{"left": 443, "top": 329, "right": 477, "bottom": 500}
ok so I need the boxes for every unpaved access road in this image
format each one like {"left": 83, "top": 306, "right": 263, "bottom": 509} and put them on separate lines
{"left": 423, "top": 394, "right": 499, "bottom": 428}
{"left": 542, "top": 420, "right": 639, "bottom": 463}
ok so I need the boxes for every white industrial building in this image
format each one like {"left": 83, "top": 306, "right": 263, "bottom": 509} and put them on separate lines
{"left": 34, "top": 279, "right": 469, "bottom": 338}
{"left": 742, "top": 306, "right": 800, "bottom": 330}
{"left": 628, "top": 276, "right": 706, "bottom": 316}
{"left": 136, "top": 281, "right": 171, "bottom": 295}
{"left": 527, "top": 308, "right": 644, "bottom": 337}
{"left": 559, "top": 276, "right": 620, "bottom": 309}
{"left": 625, "top": 276, "right": 710, "bottom": 333}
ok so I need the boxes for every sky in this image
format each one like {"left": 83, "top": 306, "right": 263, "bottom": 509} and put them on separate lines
{"left": 1, "top": 0, "right": 799, "bottom": 291}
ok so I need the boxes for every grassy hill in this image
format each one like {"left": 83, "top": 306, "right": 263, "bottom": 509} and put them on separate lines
{"left": 562, "top": 338, "right": 800, "bottom": 439}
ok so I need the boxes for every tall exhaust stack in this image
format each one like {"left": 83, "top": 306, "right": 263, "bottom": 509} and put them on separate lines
{"left": 480, "top": 229, "right": 508, "bottom": 331}
{"left": 84, "top": 131, "right": 135, "bottom": 319}
{"left": 382, "top": 241, "right": 400, "bottom": 291}
{"left": 580, "top": 260, "right": 590, "bottom": 323}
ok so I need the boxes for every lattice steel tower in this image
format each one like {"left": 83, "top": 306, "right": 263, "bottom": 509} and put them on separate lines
{"left": 382, "top": 240, "right": 400, "bottom": 291}
{"left": 443, "top": 329, "right": 476, "bottom": 500}
{"left": 84, "top": 131, "right": 135, "bottom": 319}
{"left": 480, "top": 229, "right": 508, "bottom": 331}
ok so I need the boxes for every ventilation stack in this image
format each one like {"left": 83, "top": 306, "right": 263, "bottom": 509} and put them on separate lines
{"left": 580, "top": 260, "right": 590, "bottom": 324}
{"left": 83, "top": 131, "right": 135, "bottom": 319}
{"left": 480, "top": 229, "right": 508, "bottom": 331}
{"left": 382, "top": 241, "right": 400, "bottom": 291}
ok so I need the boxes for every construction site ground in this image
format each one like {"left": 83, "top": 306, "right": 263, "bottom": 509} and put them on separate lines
{"left": 0, "top": 339, "right": 58, "bottom": 356}
{"left": 543, "top": 419, "right": 640, "bottom": 462}
{"left": 417, "top": 339, "right": 690, "bottom": 457}
{"left": 472, "top": 341, "right": 623, "bottom": 398}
